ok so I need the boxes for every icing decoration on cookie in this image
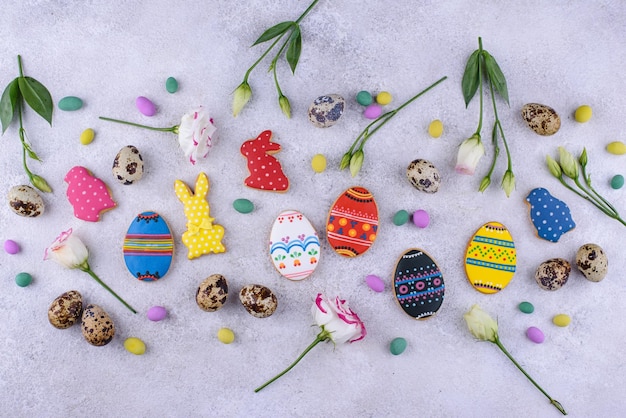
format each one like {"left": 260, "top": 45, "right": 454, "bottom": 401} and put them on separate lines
{"left": 123, "top": 211, "right": 174, "bottom": 281}
{"left": 464, "top": 222, "right": 516, "bottom": 294}
{"left": 525, "top": 187, "right": 576, "bottom": 242}
{"left": 393, "top": 248, "right": 444, "bottom": 319}
{"left": 174, "top": 172, "right": 225, "bottom": 259}
{"left": 240, "top": 130, "right": 289, "bottom": 192}
{"left": 326, "top": 186, "right": 378, "bottom": 257}
{"left": 64, "top": 166, "right": 116, "bottom": 222}
{"left": 269, "top": 210, "right": 320, "bottom": 281}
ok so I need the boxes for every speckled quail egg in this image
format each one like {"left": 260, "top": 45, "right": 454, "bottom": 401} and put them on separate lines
{"left": 521, "top": 103, "right": 561, "bottom": 136}
{"left": 7, "top": 185, "right": 45, "bottom": 217}
{"left": 406, "top": 159, "right": 441, "bottom": 193}
{"left": 196, "top": 274, "right": 228, "bottom": 312}
{"left": 576, "top": 243, "right": 608, "bottom": 282}
{"left": 81, "top": 304, "right": 115, "bottom": 346}
{"left": 112, "top": 145, "right": 144, "bottom": 185}
{"left": 307, "top": 94, "right": 345, "bottom": 128}
{"left": 239, "top": 284, "right": 277, "bottom": 318}
{"left": 535, "top": 258, "right": 571, "bottom": 291}
{"left": 48, "top": 290, "right": 83, "bottom": 329}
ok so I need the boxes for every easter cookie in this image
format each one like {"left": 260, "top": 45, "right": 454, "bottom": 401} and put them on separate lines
{"left": 64, "top": 166, "right": 116, "bottom": 222}
{"left": 174, "top": 172, "right": 225, "bottom": 259}
{"left": 269, "top": 210, "right": 320, "bottom": 281}
{"left": 123, "top": 211, "right": 174, "bottom": 281}
{"left": 525, "top": 188, "right": 575, "bottom": 242}
{"left": 464, "top": 222, "right": 516, "bottom": 294}
{"left": 326, "top": 186, "right": 378, "bottom": 257}
{"left": 393, "top": 248, "right": 445, "bottom": 320}
{"left": 240, "top": 130, "right": 289, "bottom": 192}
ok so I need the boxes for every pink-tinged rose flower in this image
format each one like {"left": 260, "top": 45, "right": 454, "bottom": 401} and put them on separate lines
{"left": 45, "top": 229, "right": 137, "bottom": 314}
{"left": 455, "top": 133, "right": 485, "bottom": 175}
{"left": 255, "top": 293, "right": 366, "bottom": 392}
{"left": 313, "top": 293, "right": 366, "bottom": 344}
{"left": 177, "top": 107, "right": 217, "bottom": 165}
{"left": 44, "top": 228, "right": 89, "bottom": 269}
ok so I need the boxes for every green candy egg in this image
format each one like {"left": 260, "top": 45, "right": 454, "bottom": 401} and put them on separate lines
{"left": 233, "top": 198, "right": 254, "bottom": 214}
{"left": 390, "top": 337, "right": 407, "bottom": 355}
{"left": 58, "top": 96, "right": 83, "bottom": 111}
{"left": 166, "top": 77, "right": 178, "bottom": 93}
{"left": 611, "top": 174, "right": 624, "bottom": 189}
{"left": 356, "top": 90, "right": 373, "bottom": 106}
{"left": 393, "top": 210, "right": 409, "bottom": 226}
{"left": 15, "top": 272, "right": 33, "bottom": 287}
{"left": 518, "top": 301, "right": 534, "bottom": 314}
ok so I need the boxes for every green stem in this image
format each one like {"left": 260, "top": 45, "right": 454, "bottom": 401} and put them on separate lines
{"left": 271, "top": 35, "right": 293, "bottom": 96}
{"left": 255, "top": 335, "right": 325, "bottom": 392}
{"left": 16, "top": 102, "right": 34, "bottom": 181}
{"left": 573, "top": 177, "right": 614, "bottom": 214}
{"left": 79, "top": 263, "right": 137, "bottom": 314}
{"left": 482, "top": 123, "right": 500, "bottom": 182}
{"left": 99, "top": 117, "right": 178, "bottom": 133}
{"left": 475, "top": 37, "right": 484, "bottom": 134}
{"left": 17, "top": 55, "right": 24, "bottom": 77}
{"left": 245, "top": 0, "right": 318, "bottom": 82}
{"left": 487, "top": 79, "right": 512, "bottom": 171}
{"left": 494, "top": 338, "right": 567, "bottom": 415}
{"left": 580, "top": 165, "right": 619, "bottom": 214}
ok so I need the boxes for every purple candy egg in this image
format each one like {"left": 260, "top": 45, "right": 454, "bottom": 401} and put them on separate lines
{"left": 147, "top": 306, "right": 167, "bottom": 321}
{"left": 4, "top": 239, "right": 20, "bottom": 254}
{"left": 526, "top": 326, "right": 545, "bottom": 343}
{"left": 365, "top": 274, "right": 385, "bottom": 292}
{"left": 363, "top": 104, "right": 382, "bottom": 119}
{"left": 412, "top": 210, "right": 430, "bottom": 228}
{"left": 136, "top": 96, "right": 156, "bottom": 116}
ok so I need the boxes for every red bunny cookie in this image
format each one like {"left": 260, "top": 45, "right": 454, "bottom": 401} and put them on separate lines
{"left": 240, "top": 130, "right": 289, "bottom": 192}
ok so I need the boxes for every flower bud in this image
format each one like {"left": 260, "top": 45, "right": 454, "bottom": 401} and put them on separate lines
{"left": 278, "top": 95, "right": 291, "bottom": 119}
{"left": 501, "top": 170, "right": 515, "bottom": 197}
{"left": 349, "top": 150, "right": 364, "bottom": 177}
{"left": 232, "top": 81, "right": 252, "bottom": 117}
{"left": 455, "top": 133, "right": 485, "bottom": 175}
{"left": 545, "top": 155, "right": 562, "bottom": 179}
{"left": 578, "top": 147, "right": 588, "bottom": 168}
{"left": 339, "top": 152, "right": 351, "bottom": 170}
{"left": 463, "top": 304, "right": 498, "bottom": 343}
{"left": 478, "top": 176, "right": 491, "bottom": 192}
{"left": 558, "top": 146, "right": 579, "bottom": 179}
{"left": 31, "top": 174, "right": 52, "bottom": 193}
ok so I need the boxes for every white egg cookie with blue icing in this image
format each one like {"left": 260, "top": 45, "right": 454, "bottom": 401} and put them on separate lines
{"left": 464, "top": 222, "right": 516, "bottom": 294}
{"left": 269, "top": 210, "right": 320, "bottom": 280}
{"left": 393, "top": 248, "right": 444, "bottom": 320}
{"left": 123, "top": 211, "right": 174, "bottom": 281}
{"left": 525, "top": 188, "right": 575, "bottom": 242}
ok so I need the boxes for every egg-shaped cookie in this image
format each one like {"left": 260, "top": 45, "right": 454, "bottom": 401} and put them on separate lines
{"left": 123, "top": 211, "right": 174, "bottom": 281}
{"left": 269, "top": 210, "right": 320, "bottom": 280}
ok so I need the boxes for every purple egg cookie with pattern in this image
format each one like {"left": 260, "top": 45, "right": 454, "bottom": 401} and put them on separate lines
{"left": 525, "top": 188, "right": 575, "bottom": 242}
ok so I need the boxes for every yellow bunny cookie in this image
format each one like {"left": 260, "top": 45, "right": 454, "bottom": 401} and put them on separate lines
{"left": 174, "top": 172, "right": 225, "bottom": 259}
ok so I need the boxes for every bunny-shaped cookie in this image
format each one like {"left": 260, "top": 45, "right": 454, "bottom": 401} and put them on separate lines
{"left": 174, "top": 172, "right": 225, "bottom": 259}
{"left": 240, "top": 130, "right": 289, "bottom": 192}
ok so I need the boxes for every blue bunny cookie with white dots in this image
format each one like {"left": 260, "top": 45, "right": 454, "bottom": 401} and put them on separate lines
{"left": 526, "top": 188, "right": 575, "bottom": 242}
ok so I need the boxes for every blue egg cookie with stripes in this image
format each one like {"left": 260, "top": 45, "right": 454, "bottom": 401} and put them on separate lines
{"left": 464, "top": 222, "right": 516, "bottom": 294}
{"left": 123, "top": 211, "right": 174, "bottom": 281}
{"left": 393, "top": 248, "right": 444, "bottom": 319}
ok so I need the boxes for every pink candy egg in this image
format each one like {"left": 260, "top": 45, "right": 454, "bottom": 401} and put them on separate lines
{"left": 4, "top": 239, "right": 20, "bottom": 254}
{"left": 365, "top": 274, "right": 385, "bottom": 292}
{"left": 526, "top": 326, "right": 545, "bottom": 343}
{"left": 136, "top": 96, "right": 156, "bottom": 116}
{"left": 147, "top": 306, "right": 167, "bottom": 321}
{"left": 412, "top": 210, "right": 430, "bottom": 228}
{"left": 363, "top": 104, "right": 382, "bottom": 119}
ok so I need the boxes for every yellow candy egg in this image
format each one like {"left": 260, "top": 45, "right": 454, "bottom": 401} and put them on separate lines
{"left": 311, "top": 154, "right": 327, "bottom": 173}
{"left": 553, "top": 314, "right": 571, "bottom": 327}
{"left": 80, "top": 128, "right": 95, "bottom": 145}
{"left": 376, "top": 91, "right": 392, "bottom": 105}
{"left": 217, "top": 327, "right": 235, "bottom": 344}
{"left": 428, "top": 119, "right": 444, "bottom": 138}
{"left": 574, "top": 105, "right": 592, "bottom": 123}
{"left": 606, "top": 141, "right": 626, "bottom": 155}
{"left": 124, "top": 337, "right": 146, "bottom": 355}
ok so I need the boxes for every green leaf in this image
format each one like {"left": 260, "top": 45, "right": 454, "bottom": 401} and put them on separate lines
{"left": 17, "top": 76, "right": 53, "bottom": 125}
{"left": 461, "top": 50, "right": 481, "bottom": 107}
{"left": 286, "top": 26, "right": 302, "bottom": 74}
{"left": 483, "top": 51, "right": 509, "bottom": 105}
{"left": 252, "top": 21, "right": 294, "bottom": 46}
{"left": 0, "top": 78, "right": 20, "bottom": 134}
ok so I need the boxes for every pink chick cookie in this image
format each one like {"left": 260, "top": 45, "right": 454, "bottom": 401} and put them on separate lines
{"left": 64, "top": 166, "right": 117, "bottom": 222}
